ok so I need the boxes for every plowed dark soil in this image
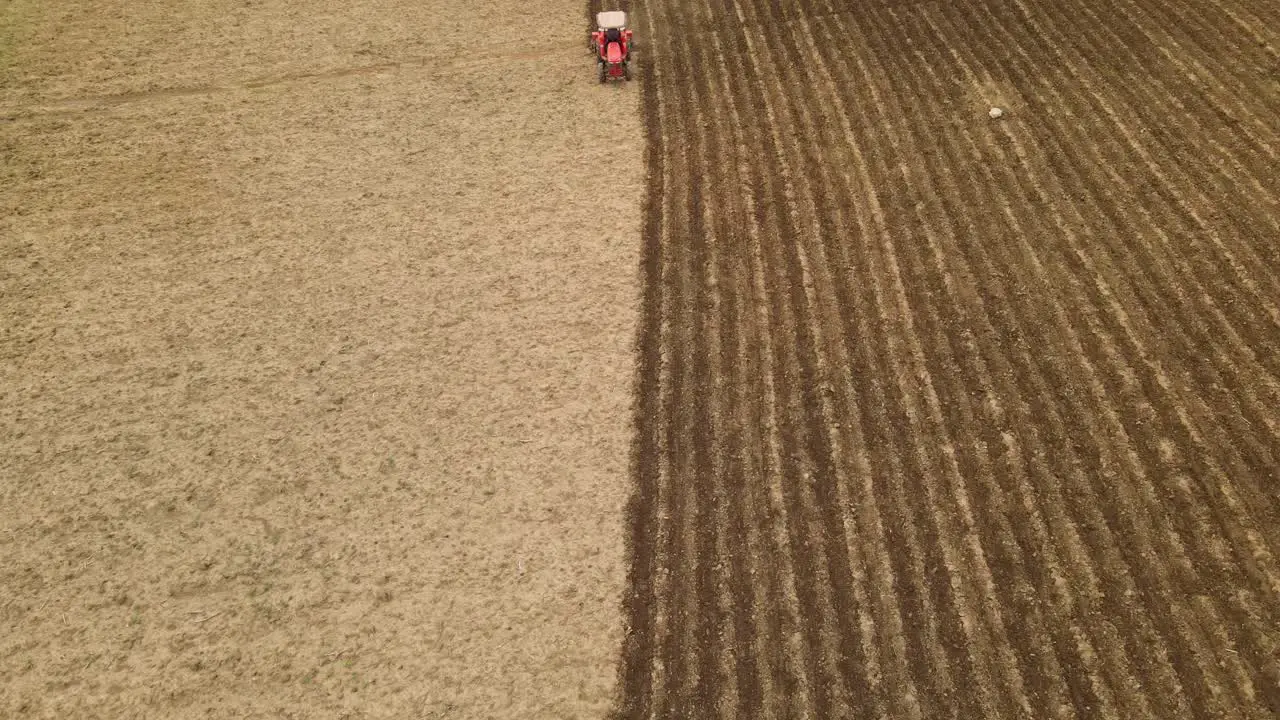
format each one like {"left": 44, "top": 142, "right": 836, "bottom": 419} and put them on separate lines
{"left": 606, "top": 0, "right": 1280, "bottom": 716}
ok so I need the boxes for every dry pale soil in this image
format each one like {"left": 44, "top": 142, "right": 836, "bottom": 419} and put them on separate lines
{"left": 1, "top": 1, "right": 644, "bottom": 718}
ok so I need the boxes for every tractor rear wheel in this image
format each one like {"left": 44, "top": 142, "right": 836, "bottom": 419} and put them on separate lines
{"left": 623, "top": 62, "right": 632, "bottom": 81}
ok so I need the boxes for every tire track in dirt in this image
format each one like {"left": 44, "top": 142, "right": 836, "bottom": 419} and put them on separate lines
{"left": 1, "top": 41, "right": 592, "bottom": 118}
{"left": 611, "top": 0, "right": 1280, "bottom": 717}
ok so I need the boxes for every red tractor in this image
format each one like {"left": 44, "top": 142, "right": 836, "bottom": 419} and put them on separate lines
{"left": 591, "top": 11, "right": 633, "bottom": 83}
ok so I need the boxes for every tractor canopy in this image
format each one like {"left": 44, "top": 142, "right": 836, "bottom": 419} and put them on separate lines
{"left": 596, "top": 11, "right": 627, "bottom": 30}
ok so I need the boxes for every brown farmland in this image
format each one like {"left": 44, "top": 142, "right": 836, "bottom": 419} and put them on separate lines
{"left": 610, "top": 0, "right": 1280, "bottom": 717}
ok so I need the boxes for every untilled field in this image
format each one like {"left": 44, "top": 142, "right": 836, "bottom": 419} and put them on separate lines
{"left": 613, "top": 0, "right": 1280, "bottom": 717}
{"left": 1, "top": 1, "right": 642, "bottom": 718}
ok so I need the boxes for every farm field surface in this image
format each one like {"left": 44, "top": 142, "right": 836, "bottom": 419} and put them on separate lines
{"left": 4, "top": 0, "right": 1280, "bottom": 717}
{"left": 611, "top": 0, "right": 1280, "bottom": 717}
{"left": 1, "top": 0, "right": 642, "bottom": 718}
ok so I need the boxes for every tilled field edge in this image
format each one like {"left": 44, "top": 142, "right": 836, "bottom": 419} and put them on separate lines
{"left": 608, "top": 0, "right": 1280, "bottom": 717}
